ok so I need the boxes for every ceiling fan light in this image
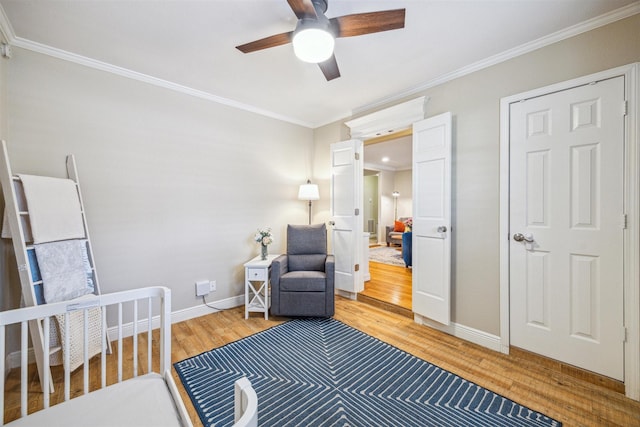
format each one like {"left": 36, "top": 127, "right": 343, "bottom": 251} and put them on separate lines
{"left": 293, "top": 28, "right": 335, "bottom": 63}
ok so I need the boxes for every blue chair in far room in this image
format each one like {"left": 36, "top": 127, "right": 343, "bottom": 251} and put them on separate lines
{"left": 402, "top": 232, "right": 412, "bottom": 268}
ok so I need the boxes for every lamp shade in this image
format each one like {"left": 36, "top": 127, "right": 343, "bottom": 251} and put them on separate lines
{"left": 298, "top": 183, "right": 320, "bottom": 201}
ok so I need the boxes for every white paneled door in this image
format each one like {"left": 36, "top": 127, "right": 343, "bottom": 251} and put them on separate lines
{"left": 412, "top": 113, "right": 452, "bottom": 325}
{"left": 330, "top": 139, "right": 364, "bottom": 295}
{"left": 509, "top": 77, "right": 625, "bottom": 380}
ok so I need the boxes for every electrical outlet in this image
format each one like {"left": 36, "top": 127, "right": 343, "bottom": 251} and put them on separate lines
{"left": 209, "top": 280, "right": 216, "bottom": 292}
{"left": 195, "top": 280, "right": 210, "bottom": 297}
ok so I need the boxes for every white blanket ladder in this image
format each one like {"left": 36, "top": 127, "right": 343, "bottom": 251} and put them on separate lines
{"left": 0, "top": 140, "right": 110, "bottom": 392}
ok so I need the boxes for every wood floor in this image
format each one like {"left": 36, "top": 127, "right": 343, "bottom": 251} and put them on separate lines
{"left": 360, "top": 258, "right": 412, "bottom": 313}
{"left": 179, "top": 301, "right": 639, "bottom": 427}
{"left": 4, "top": 298, "right": 640, "bottom": 426}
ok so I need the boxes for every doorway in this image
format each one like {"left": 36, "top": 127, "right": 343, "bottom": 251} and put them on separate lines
{"left": 359, "top": 134, "right": 413, "bottom": 313}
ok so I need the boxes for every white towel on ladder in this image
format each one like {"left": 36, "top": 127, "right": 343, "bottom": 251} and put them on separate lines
{"left": 35, "top": 240, "right": 91, "bottom": 303}
{"left": 17, "top": 174, "right": 85, "bottom": 244}
{"left": 35, "top": 240, "right": 101, "bottom": 370}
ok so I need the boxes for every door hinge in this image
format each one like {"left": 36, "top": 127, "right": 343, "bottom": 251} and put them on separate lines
{"left": 621, "top": 214, "right": 628, "bottom": 229}
{"left": 355, "top": 208, "right": 360, "bottom": 216}
{"left": 355, "top": 152, "right": 360, "bottom": 160}
{"left": 622, "top": 326, "right": 628, "bottom": 343}
{"left": 354, "top": 264, "right": 360, "bottom": 272}
{"left": 623, "top": 100, "right": 628, "bottom": 116}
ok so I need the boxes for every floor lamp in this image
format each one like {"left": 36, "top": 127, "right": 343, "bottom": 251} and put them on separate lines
{"left": 298, "top": 180, "right": 320, "bottom": 225}
{"left": 392, "top": 191, "right": 400, "bottom": 220}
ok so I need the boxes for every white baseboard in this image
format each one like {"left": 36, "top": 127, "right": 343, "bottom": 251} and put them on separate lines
{"left": 336, "top": 290, "right": 357, "bottom": 300}
{"left": 170, "top": 295, "right": 244, "bottom": 325}
{"left": 4, "top": 295, "right": 245, "bottom": 373}
{"left": 414, "top": 314, "right": 502, "bottom": 353}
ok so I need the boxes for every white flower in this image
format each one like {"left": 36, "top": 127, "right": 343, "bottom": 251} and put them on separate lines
{"left": 254, "top": 227, "right": 273, "bottom": 246}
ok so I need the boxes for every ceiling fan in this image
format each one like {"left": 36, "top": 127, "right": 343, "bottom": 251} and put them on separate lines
{"left": 236, "top": 0, "right": 406, "bottom": 81}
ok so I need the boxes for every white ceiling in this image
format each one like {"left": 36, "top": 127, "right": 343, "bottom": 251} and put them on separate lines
{"left": 364, "top": 136, "right": 413, "bottom": 171}
{"left": 0, "top": 0, "right": 637, "bottom": 129}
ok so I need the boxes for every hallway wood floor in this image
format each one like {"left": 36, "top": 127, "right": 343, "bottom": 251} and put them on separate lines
{"left": 5, "top": 299, "right": 639, "bottom": 426}
{"left": 360, "top": 260, "right": 412, "bottom": 311}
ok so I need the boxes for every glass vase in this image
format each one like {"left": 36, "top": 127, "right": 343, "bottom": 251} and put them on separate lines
{"left": 261, "top": 243, "right": 268, "bottom": 260}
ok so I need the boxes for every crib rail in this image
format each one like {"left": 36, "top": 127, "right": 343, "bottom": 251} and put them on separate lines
{"left": 234, "top": 377, "right": 258, "bottom": 427}
{"left": 0, "top": 286, "right": 172, "bottom": 425}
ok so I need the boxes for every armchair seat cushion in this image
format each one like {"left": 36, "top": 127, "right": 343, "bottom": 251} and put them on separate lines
{"left": 281, "top": 271, "right": 327, "bottom": 292}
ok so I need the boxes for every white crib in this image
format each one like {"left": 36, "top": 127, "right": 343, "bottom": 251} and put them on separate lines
{"left": 0, "top": 286, "right": 258, "bottom": 427}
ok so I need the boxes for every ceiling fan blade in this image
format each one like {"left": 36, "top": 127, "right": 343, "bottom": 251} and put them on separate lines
{"left": 318, "top": 54, "right": 340, "bottom": 81}
{"left": 236, "top": 31, "right": 293, "bottom": 53}
{"left": 287, "top": 0, "right": 317, "bottom": 19}
{"left": 331, "top": 9, "right": 405, "bottom": 38}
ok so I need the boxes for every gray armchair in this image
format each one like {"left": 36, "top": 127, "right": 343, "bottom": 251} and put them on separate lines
{"left": 270, "top": 224, "right": 335, "bottom": 317}
{"left": 386, "top": 217, "right": 411, "bottom": 246}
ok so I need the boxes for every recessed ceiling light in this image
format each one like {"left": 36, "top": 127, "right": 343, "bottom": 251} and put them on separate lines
{"left": 382, "top": 157, "right": 390, "bottom": 162}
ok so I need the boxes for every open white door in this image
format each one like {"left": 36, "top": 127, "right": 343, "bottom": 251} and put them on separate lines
{"left": 412, "top": 113, "right": 452, "bottom": 325}
{"left": 330, "top": 139, "right": 364, "bottom": 296}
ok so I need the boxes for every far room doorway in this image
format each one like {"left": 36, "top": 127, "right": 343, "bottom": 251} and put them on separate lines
{"left": 359, "top": 132, "right": 413, "bottom": 314}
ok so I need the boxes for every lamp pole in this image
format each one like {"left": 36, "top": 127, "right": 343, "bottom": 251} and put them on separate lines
{"left": 392, "top": 191, "right": 400, "bottom": 220}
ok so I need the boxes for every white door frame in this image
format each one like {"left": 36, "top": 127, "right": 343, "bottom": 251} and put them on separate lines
{"left": 499, "top": 63, "right": 640, "bottom": 400}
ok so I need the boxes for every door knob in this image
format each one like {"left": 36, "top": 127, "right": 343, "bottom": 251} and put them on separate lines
{"left": 513, "top": 232, "right": 534, "bottom": 242}
{"left": 437, "top": 226, "right": 447, "bottom": 233}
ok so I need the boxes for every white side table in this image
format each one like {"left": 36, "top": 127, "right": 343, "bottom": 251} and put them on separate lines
{"left": 244, "top": 254, "right": 279, "bottom": 319}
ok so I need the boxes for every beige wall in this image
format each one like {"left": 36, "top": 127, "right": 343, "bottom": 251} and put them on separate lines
{"left": 363, "top": 175, "right": 378, "bottom": 235}
{"left": 1, "top": 47, "right": 314, "bottom": 313}
{"left": 394, "top": 170, "right": 412, "bottom": 219}
{"left": 313, "top": 14, "right": 640, "bottom": 335}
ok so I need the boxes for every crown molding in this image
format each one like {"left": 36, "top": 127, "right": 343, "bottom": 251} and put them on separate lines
{"left": 0, "top": 2, "right": 316, "bottom": 128}
{"left": 352, "top": 2, "right": 640, "bottom": 116}
{"left": 0, "top": 3, "right": 15, "bottom": 44}
{"left": 0, "top": 2, "right": 637, "bottom": 130}
{"left": 11, "top": 36, "right": 313, "bottom": 128}
{"left": 363, "top": 162, "right": 407, "bottom": 173}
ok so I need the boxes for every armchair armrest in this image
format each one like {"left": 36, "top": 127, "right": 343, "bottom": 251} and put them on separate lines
{"left": 325, "top": 255, "right": 335, "bottom": 290}
{"left": 325, "top": 254, "right": 335, "bottom": 316}
{"left": 271, "top": 254, "right": 288, "bottom": 287}
{"left": 270, "top": 255, "right": 288, "bottom": 315}
{"left": 385, "top": 225, "right": 394, "bottom": 245}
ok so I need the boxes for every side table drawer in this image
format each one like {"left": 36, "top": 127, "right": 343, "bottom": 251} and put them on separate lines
{"left": 247, "top": 267, "right": 267, "bottom": 281}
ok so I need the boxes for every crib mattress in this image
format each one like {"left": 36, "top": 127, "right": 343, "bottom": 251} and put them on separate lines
{"left": 7, "top": 373, "right": 185, "bottom": 427}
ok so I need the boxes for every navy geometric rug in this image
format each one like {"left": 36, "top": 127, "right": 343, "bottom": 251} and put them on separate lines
{"left": 174, "top": 318, "right": 561, "bottom": 426}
